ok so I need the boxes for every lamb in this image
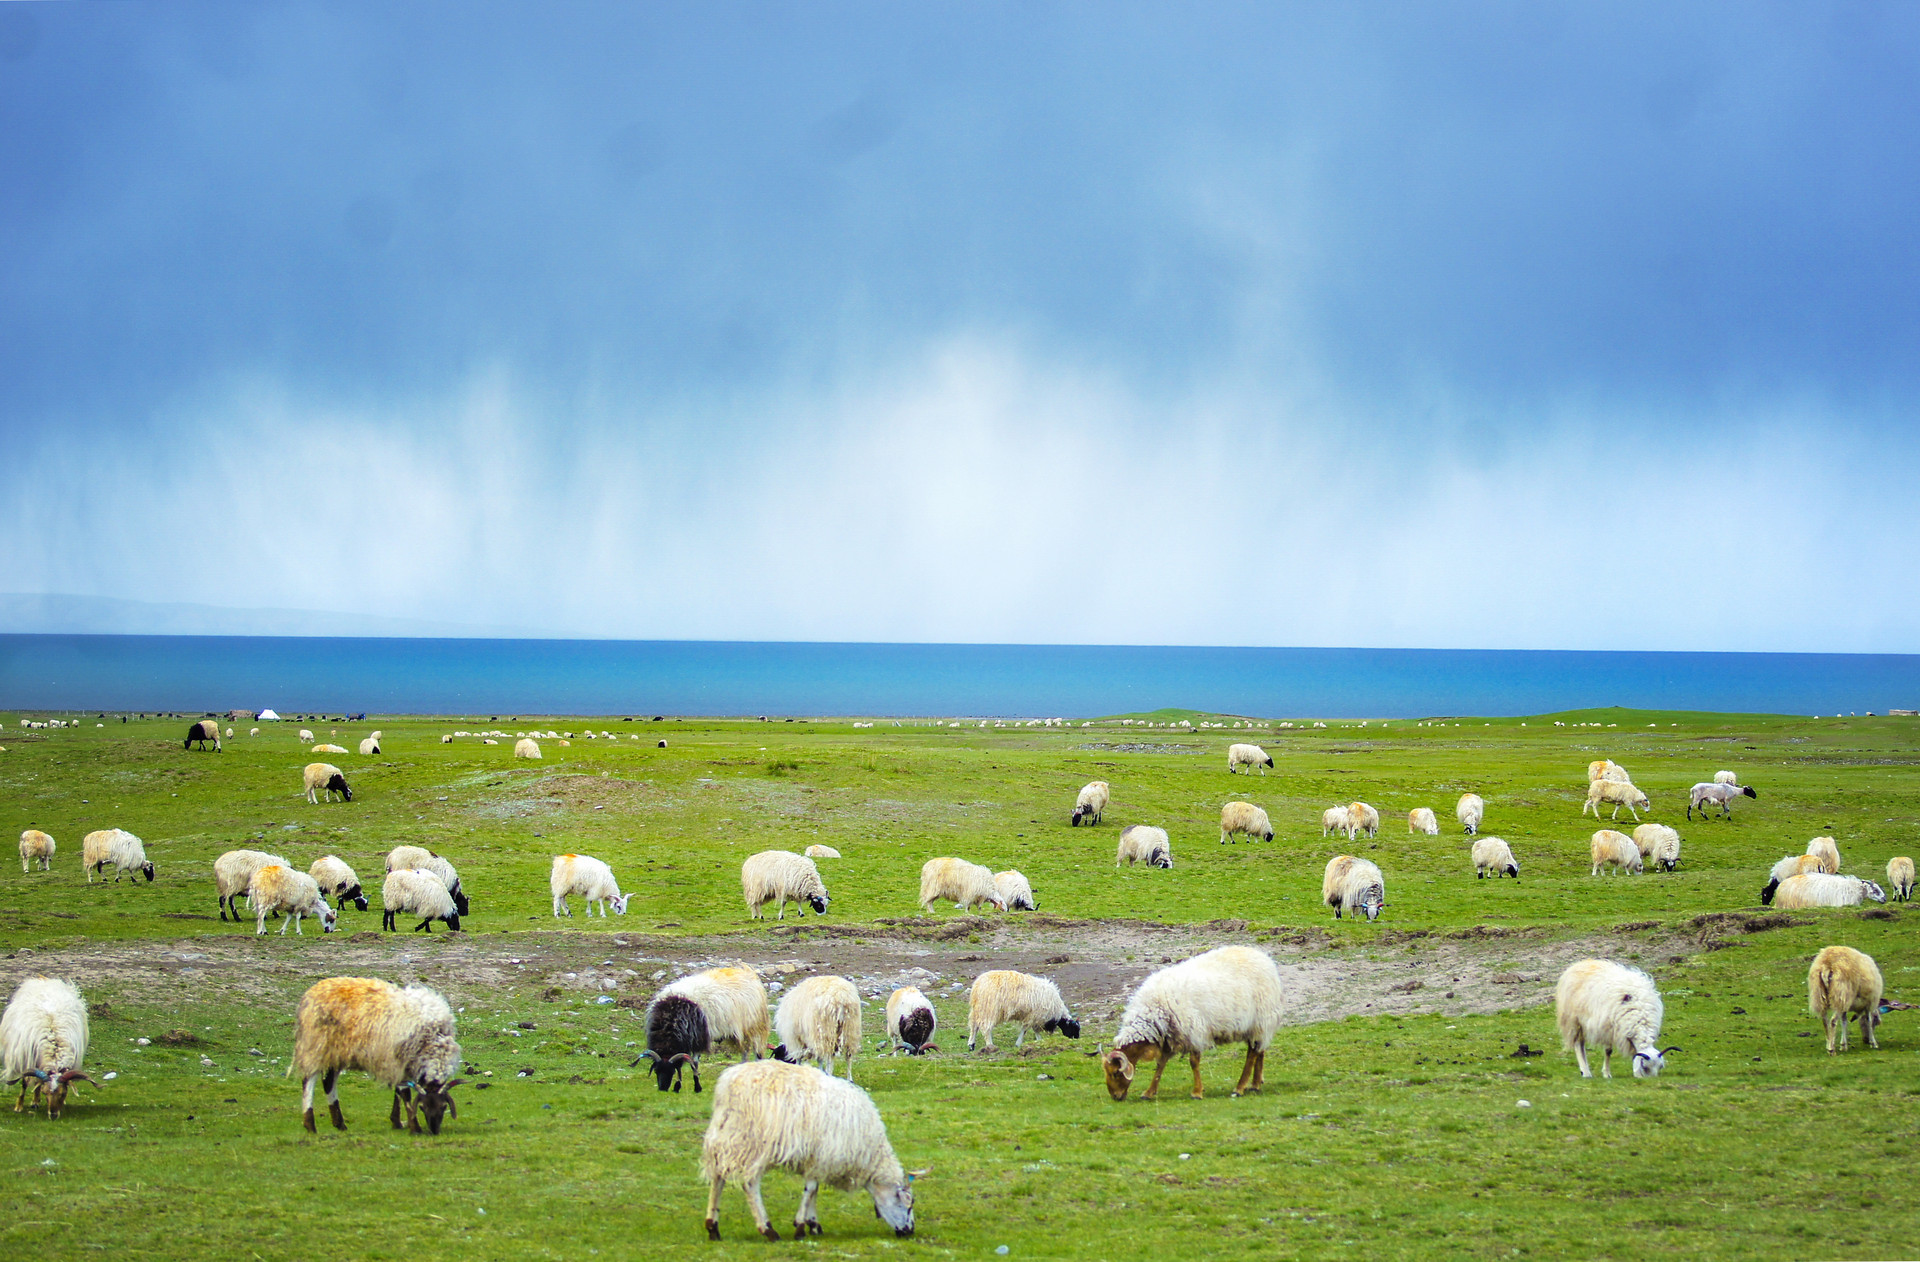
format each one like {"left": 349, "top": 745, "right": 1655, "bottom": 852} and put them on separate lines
{"left": 1408, "top": 807, "right": 1439, "bottom": 836}
{"left": 82, "top": 828, "right": 154, "bottom": 883}
{"left": 1070, "top": 780, "right": 1110, "bottom": 826}
{"left": 1456, "top": 793, "right": 1485, "bottom": 835}
{"left": 804, "top": 845, "right": 842, "bottom": 859}
{"left": 1889, "top": 856, "right": 1915, "bottom": 902}
{"left": 884, "top": 987, "right": 937, "bottom": 1055}
{"left": 18, "top": 829, "right": 54, "bottom": 873}
{"left": 1219, "top": 800, "right": 1273, "bottom": 844}
{"left": 381, "top": 869, "right": 463, "bottom": 932}
{"left": 966, "top": 970, "right": 1080, "bottom": 1052}
{"left": 1808, "top": 945, "right": 1884, "bottom": 1054}
{"left": 513, "top": 737, "right": 541, "bottom": 759}
{"left": 1471, "top": 836, "right": 1519, "bottom": 879}
{"left": 1590, "top": 830, "right": 1643, "bottom": 876}
{"left": 309, "top": 855, "right": 368, "bottom": 910}
{"left": 1587, "top": 760, "right": 1630, "bottom": 783}
{"left": 183, "top": 719, "right": 222, "bottom": 752}
{"left": 248, "top": 864, "right": 338, "bottom": 936}
{"left": 1321, "top": 805, "right": 1351, "bottom": 837}
{"left": 1115, "top": 825, "right": 1173, "bottom": 868}
{"left": 993, "top": 870, "right": 1036, "bottom": 911}
{"left": 214, "top": 848, "right": 291, "bottom": 921}
{"left": 1, "top": 977, "right": 92, "bottom": 1118}
{"left": 298, "top": 728, "right": 315, "bottom": 742}
{"left": 1687, "top": 780, "right": 1757, "bottom": 820}
{"left": 1632, "top": 824, "right": 1682, "bottom": 872}
{"left": 550, "top": 853, "right": 630, "bottom": 917}
{"left": 288, "top": 977, "right": 463, "bottom": 1134}
{"left": 1322, "top": 855, "right": 1386, "bottom": 920}
{"left": 742, "top": 850, "right": 831, "bottom": 920}
{"left": 772, "top": 975, "right": 863, "bottom": 1078}
{"left": 302, "top": 763, "right": 352, "bottom": 803}
{"left": 1227, "top": 743, "right": 1273, "bottom": 774}
{"left": 1713, "top": 770, "right": 1739, "bottom": 784}
{"left": 1554, "top": 959, "right": 1674, "bottom": 1078}
{"left": 1344, "top": 801, "right": 1380, "bottom": 840}
{"left": 916, "top": 857, "right": 1005, "bottom": 914}
{"left": 358, "top": 736, "right": 381, "bottom": 756}
{"left": 1771, "top": 873, "right": 1887, "bottom": 910}
{"left": 1099, "top": 945, "right": 1286, "bottom": 1101}
{"left": 1806, "top": 836, "right": 1841, "bottom": 874}
{"left": 384, "top": 846, "right": 469, "bottom": 914}
{"left": 699, "top": 1060, "right": 915, "bottom": 1242}
{"left": 312, "top": 743, "right": 348, "bottom": 754}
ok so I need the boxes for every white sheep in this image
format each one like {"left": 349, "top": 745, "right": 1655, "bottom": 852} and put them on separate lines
{"left": 1585, "top": 779, "right": 1650, "bottom": 822}
{"left": 82, "top": 828, "right": 153, "bottom": 883}
{"left": 1471, "top": 836, "right": 1519, "bottom": 879}
{"left": 1322, "top": 855, "right": 1386, "bottom": 920}
{"left": 382, "top": 869, "right": 462, "bottom": 932}
{"left": 358, "top": 736, "right": 381, "bottom": 756}
{"left": 1686, "top": 780, "right": 1757, "bottom": 820}
{"left": 1115, "top": 825, "right": 1172, "bottom": 868}
{"left": 1889, "top": 857, "right": 1915, "bottom": 902}
{"left": 1227, "top": 743, "right": 1273, "bottom": 774}
{"left": 804, "top": 845, "right": 841, "bottom": 859}
{"left": 1587, "top": 760, "right": 1630, "bottom": 783}
{"left": 772, "top": 975, "right": 863, "bottom": 1079}
{"left": 966, "top": 970, "right": 1080, "bottom": 1052}
{"left": 309, "top": 855, "right": 368, "bottom": 910}
{"left": 1407, "top": 808, "right": 1439, "bottom": 836}
{"left": 657, "top": 967, "right": 771, "bottom": 1063}
{"left": 700, "top": 1060, "right": 915, "bottom": 1242}
{"left": 1771, "top": 874, "right": 1888, "bottom": 909}
{"left": 302, "top": 763, "right": 352, "bottom": 803}
{"left": 884, "top": 987, "right": 937, "bottom": 1055}
{"left": 1456, "top": 793, "right": 1485, "bottom": 835}
{"left": 214, "top": 848, "right": 290, "bottom": 922}
{"left": 1343, "top": 801, "right": 1380, "bottom": 840}
{"left": 312, "top": 743, "right": 348, "bottom": 754}
{"left": 1219, "top": 800, "right": 1273, "bottom": 844}
{"left": 18, "top": 829, "right": 54, "bottom": 873}
{"left": 1590, "top": 830, "right": 1643, "bottom": 876}
{"left": 1762, "top": 853, "right": 1828, "bottom": 904}
{"left": 440, "top": 734, "right": 453, "bottom": 743}
{"left": 551, "top": 853, "right": 630, "bottom": 917}
{"left": 742, "top": 851, "right": 831, "bottom": 920}
{"left": 1631, "top": 824, "right": 1682, "bottom": 873}
{"left": 1099, "top": 945, "right": 1285, "bottom": 1101}
{"left": 992, "top": 870, "right": 1036, "bottom": 911}
{"left": 916, "top": 857, "right": 1005, "bottom": 913}
{"left": 250, "top": 727, "right": 260, "bottom": 737}
{"left": 298, "top": 728, "right": 315, "bottom": 742}
{"left": 514, "top": 737, "right": 541, "bottom": 759}
{"left": 1806, "top": 836, "right": 1841, "bottom": 874}
{"left": 1319, "top": 805, "right": 1350, "bottom": 837}
{"left": 1808, "top": 945, "right": 1884, "bottom": 1054}
{"left": 288, "top": 977, "right": 463, "bottom": 1134}
{"left": 1071, "top": 780, "right": 1110, "bottom": 826}
{"left": 1554, "top": 959, "right": 1673, "bottom": 1078}
{"left": 1713, "top": 770, "right": 1738, "bottom": 784}
{"left": 249, "top": 864, "right": 338, "bottom": 936}
{"left": 0, "top": 977, "right": 92, "bottom": 1118}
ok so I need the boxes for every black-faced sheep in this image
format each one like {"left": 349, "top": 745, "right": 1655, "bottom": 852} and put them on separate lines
{"left": 1115, "top": 825, "right": 1172, "bottom": 868}
{"left": 1471, "top": 836, "right": 1519, "bottom": 879}
{"left": 992, "top": 870, "right": 1035, "bottom": 911}
{"left": 884, "top": 987, "right": 937, "bottom": 1055}
{"left": 215, "top": 849, "right": 289, "bottom": 922}
{"left": 381, "top": 869, "right": 462, "bottom": 932}
{"left": 1456, "top": 793, "right": 1485, "bottom": 835}
{"left": 1071, "top": 780, "right": 1110, "bottom": 826}
{"left": 184, "top": 720, "right": 222, "bottom": 752}
{"left": 288, "top": 977, "right": 463, "bottom": 1134}
{"left": 1772, "top": 874, "right": 1887, "bottom": 910}
{"left": 966, "top": 970, "right": 1079, "bottom": 1052}
{"left": 302, "top": 762, "right": 352, "bottom": 803}
{"left": 1227, "top": 743, "right": 1273, "bottom": 774}
{"left": 1631, "top": 824, "right": 1682, "bottom": 872}
{"left": 1219, "top": 801, "right": 1273, "bottom": 844}
{"left": 742, "top": 851, "right": 830, "bottom": 920}
{"left": 309, "top": 855, "right": 368, "bottom": 911}
{"left": 917, "top": 857, "right": 1005, "bottom": 913}
{"left": 1687, "top": 780, "right": 1756, "bottom": 820}
{"left": 82, "top": 829, "right": 153, "bottom": 883}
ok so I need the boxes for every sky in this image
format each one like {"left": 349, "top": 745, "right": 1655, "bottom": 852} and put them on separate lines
{"left": 3, "top": 1, "right": 1918, "bottom": 652}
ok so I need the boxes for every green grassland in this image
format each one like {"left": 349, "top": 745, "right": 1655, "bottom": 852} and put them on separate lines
{"left": 1, "top": 707, "right": 1917, "bottom": 1260}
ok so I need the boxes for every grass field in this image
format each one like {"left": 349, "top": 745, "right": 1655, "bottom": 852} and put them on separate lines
{"left": 1, "top": 707, "right": 1917, "bottom": 1260}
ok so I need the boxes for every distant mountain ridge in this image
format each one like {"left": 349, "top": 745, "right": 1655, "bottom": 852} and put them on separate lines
{"left": 0, "top": 592, "right": 549, "bottom": 639}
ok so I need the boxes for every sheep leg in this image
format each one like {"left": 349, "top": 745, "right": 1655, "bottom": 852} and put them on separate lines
{"left": 1864, "top": 1008, "right": 1879, "bottom": 1050}
{"left": 414, "top": 918, "right": 433, "bottom": 932}
{"left": 1015, "top": 1027, "right": 1026, "bottom": 1048}
{"left": 795, "top": 1179, "right": 823, "bottom": 1237}
{"left": 1231, "top": 1045, "right": 1260, "bottom": 1097}
{"left": 742, "top": 1173, "right": 780, "bottom": 1241}
{"left": 705, "top": 1177, "right": 726, "bottom": 1241}
{"left": 301, "top": 1074, "right": 318, "bottom": 1131}
{"left": 1599, "top": 1047, "right": 1613, "bottom": 1079}
{"left": 323, "top": 1069, "right": 345, "bottom": 1129}
{"left": 1573, "top": 1042, "right": 1593, "bottom": 1078}
{"left": 1188, "top": 1053, "right": 1204, "bottom": 1099}
{"left": 280, "top": 912, "right": 297, "bottom": 936}
{"left": 1142, "top": 1050, "right": 1171, "bottom": 1101}
{"left": 390, "top": 1088, "right": 406, "bottom": 1129}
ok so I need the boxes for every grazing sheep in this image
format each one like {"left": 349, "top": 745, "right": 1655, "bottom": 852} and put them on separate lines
{"left": 81, "top": 829, "right": 153, "bottom": 884}
{"left": 916, "top": 857, "right": 1005, "bottom": 914}
{"left": 249, "top": 865, "right": 338, "bottom": 936}
{"left": 1322, "top": 855, "right": 1386, "bottom": 920}
{"left": 1687, "top": 781, "right": 1757, "bottom": 820}
{"left": 1587, "top": 760, "right": 1630, "bottom": 783}
{"left": 302, "top": 763, "right": 352, "bottom": 803}
{"left": 214, "top": 848, "right": 291, "bottom": 921}
{"left": 884, "top": 987, "right": 937, "bottom": 1055}
{"left": 1771, "top": 874, "right": 1887, "bottom": 910}
{"left": 638, "top": 993, "right": 711, "bottom": 1092}
{"left": 1408, "top": 807, "right": 1439, "bottom": 836}
{"left": 312, "top": 743, "right": 349, "bottom": 754}
{"left": 381, "top": 869, "right": 462, "bottom": 932}
{"left": 1115, "top": 825, "right": 1173, "bottom": 868}
{"left": 1590, "top": 830, "right": 1643, "bottom": 876}
{"left": 1071, "top": 780, "right": 1110, "bottom": 826}
{"left": 1806, "top": 836, "right": 1841, "bottom": 874}
{"left": 1888, "top": 856, "right": 1915, "bottom": 902}
{"left": 1471, "top": 836, "right": 1519, "bottom": 879}
{"left": 288, "top": 977, "right": 463, "bottom": 1134}
{"left": 992, "top": 870, "right": 1035, "bottom": 911}
{"left": 1761, "top": 853, "right": 1829, "bottom": 904}
{"left": 1632, "top": 824, "right": 1683, "bottom": 873}
{"left": 1554, "top": 959, "right": 1673, "bottom": 1079}
{"left": 742, "top": 851, "right": 831, "bottom": 921}
{"left": 1227, "top": 743, "right": 1273, "bottom": 774}
{"left": 1584, "top": 779, "right": 1651, "bottom": 821}
{"left": 804, "top": 845, "right": 841, "bottom": 859}
{"left": 1343, "top": 801, "right": 1380, "bottom": 840}
{"left": 550, "top": 853, "right": 630, "bottom": 917}
{"left": 1713, "top": 770, "right": 1739, "bottom": 784}
{"left": 1321, "top": 805, "right": 1351, "bottom": 837}
{"left": 772, "top": 975, "right": 863, "bottom": 1079}
{"left": 1, "top": 977, "right": 92, "bottom": 1118}
{"left": 1100, "top": 945, "right": 1285, "bottom": 1101}
{"left": 1808, "top": 946, "right": 1884, "bottom": 1054}
{"left": 250, "top": 727, "right": 260, "bottom": 737}
{"left": 653, "top": 967, "right": 771, "bottom": 1066}
{"left": 1456, "top": 793, "right": 1485, "bottom": 835}
{"left": 699, "top": 1060, "right": 915, "bottom": 1242}
{"left": 18, "top": 830, "right": 54, "bottom": 873}
{"left": 513, "top": 737, "right": 541, "bottom": 759}
{"left": 440, "top": 734, "right": 453, "bottom": 743}
{"left": 298, "top": 728, "right": 315, "bottom": 742}
{"left": 966, "top": 970, "right": 1080, "bottom": 1052}
{"left": 383, "top": 846, "right": 468, "bottom": 913}
{"left": 184, "top": 719, "right": 222, "bottom": 752}
{"left": 306, "top": 856, "right": 367, "bottom": 911}
{"left": 1219, "top": 801, "right": 1273, "bottom": 844}
{"left": 358, "top": 736, "right": 381, "bottom": 756}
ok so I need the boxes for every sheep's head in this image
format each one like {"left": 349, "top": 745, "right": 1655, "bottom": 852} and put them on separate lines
{"left": 140, "top": 862, "right": 156, "bottom": 883}
{"left": 1760, "top": 879, "right": 1779, "bottom": 905}
{"left": 1100, "top": 1045, "right": 1145, "bottom": 1100}
{"left": 443, "top": 912, "right": 462, "bottom": 932}
{"left": 417, "top": 1078, "right": 465, "bottom": 1134}
{"left": 1262, "top": 829, "right": 1274, "bottom": 842}
{"left": 41, "top": 1069, "right": 91, "bottom": 1118}
{"left": 327, "top": 775, "right": 352, "bottom": 801}
{"left": 1863, "top": 880, "right": 1888, "bottom": 904}
{"left": 869, "top": 1175, "right": 914, "bottom": 1237}
{"left": 1358, "top": 888, "right": 1384, "bottom": 921}
{"left": 1152, "top": 851, "right": 1173, "bottom": 869}
{"left": 640, "top": 1050, "right": 697, "bottom": 1092}
{"left": 451, "top": 888, "right": 472, "bottom": 916}
{"left": 609, "top": 893, "right": 631, "bottom": 915}
{"left": 808, "top": 894, "right": 829, "bottom": 915}
{"left": 1070, "top": 807, "right": 1088, "bottom": 826}
{"left": 1045, "top": 1016, "right": 1081, "bottom": 1040}
{"left": 1631, "top": 1046, "right": 1677, "bottom": 1078}
{"left": 769, "top": 1044, "right": 798, "bottom": 1065}
{"left": 1503, "top": 863, "right": 1519, "bottom": 879}
{"left": 986, "top": 893, "right": 1009, "bottom": 912}
{"left": 1741, "top": 786, "right": 1758, "bottom": 799}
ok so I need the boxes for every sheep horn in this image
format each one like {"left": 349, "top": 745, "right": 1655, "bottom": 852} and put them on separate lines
{"left": 1660, "top": 1046, "right": 1681, "bottom": 1055}
{"left": 56, "top": 1071, "right": 91, "bottom": 1085}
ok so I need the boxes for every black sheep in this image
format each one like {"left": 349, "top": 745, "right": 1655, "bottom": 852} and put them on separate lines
{"left": 633, "top": 994, "right": 710, "bottom": 1092}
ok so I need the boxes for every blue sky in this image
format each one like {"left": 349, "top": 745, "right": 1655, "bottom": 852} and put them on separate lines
{"left": 4, "top": 2, "right": 1918, "bottom": 650}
